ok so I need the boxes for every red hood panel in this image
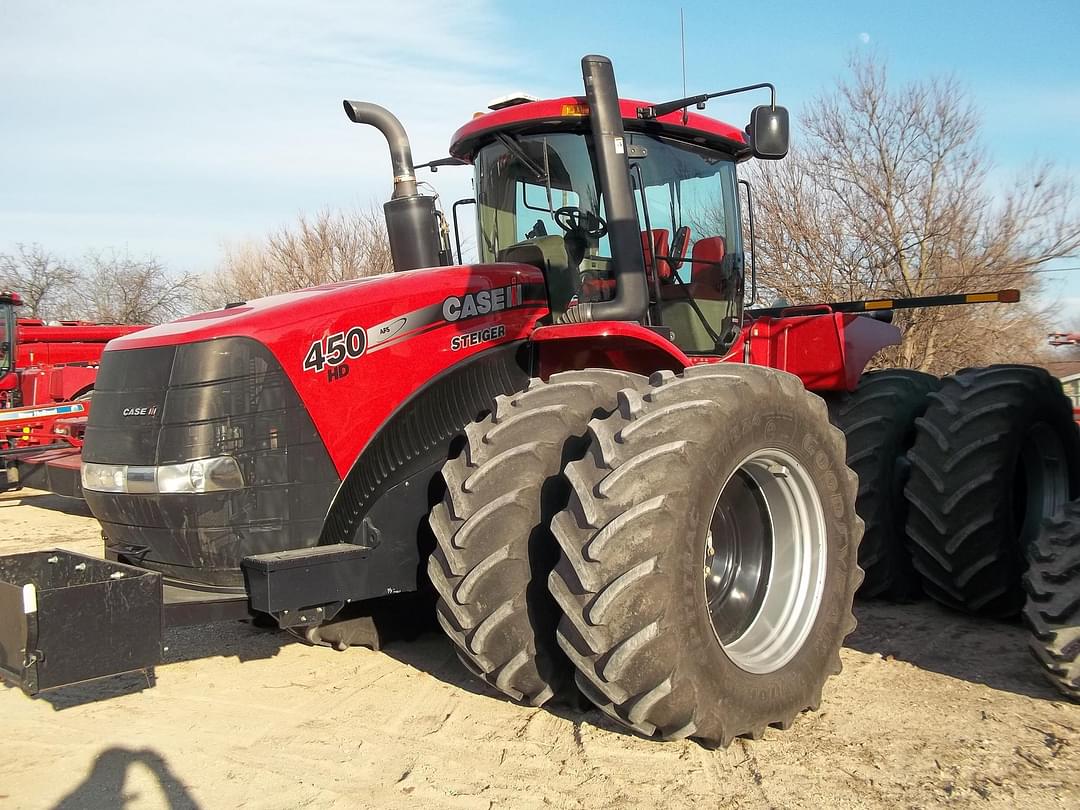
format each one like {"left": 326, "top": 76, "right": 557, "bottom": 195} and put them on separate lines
{"left": 106, "top": 263, "right": 549, "bottom": 477}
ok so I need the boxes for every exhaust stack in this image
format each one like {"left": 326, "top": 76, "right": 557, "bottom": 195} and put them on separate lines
{"left": 559, "top": 55, "right": 649, "bottom": 324}
{"left": 343, "top": 100, "right": 443, "bottom": 272}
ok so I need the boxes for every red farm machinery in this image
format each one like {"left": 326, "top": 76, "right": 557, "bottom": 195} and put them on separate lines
{"left": 1, "top": 55, "right": 1076, "bottom": 740}
{"left": 0, "top": 291, "right": 145, "bottom": 496}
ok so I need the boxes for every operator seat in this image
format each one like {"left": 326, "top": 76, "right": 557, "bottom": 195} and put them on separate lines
{"left": 660, "top": 236, "right": 734, "bottom": 353}
{"left": 498, "top": 235, "right": 577, "bottom": 313}
{"left": 688, "top": 236, "right": 728, "bottom": 299}
{"left": 641, "top": 228, "right": 673, "bottom": 282}
{"left": 580, "top": 229, "right": 674, "bottom": 303}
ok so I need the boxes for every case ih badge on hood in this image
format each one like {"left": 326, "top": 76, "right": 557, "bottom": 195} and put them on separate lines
{"left": 442, "top": 283, "right": 523, "bottom": 323}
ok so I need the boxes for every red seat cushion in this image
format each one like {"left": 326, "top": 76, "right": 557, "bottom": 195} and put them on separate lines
{"left": 641, "top": 229, "right": 673, "bottom": 281}
{"left": 689, "top": 237, "right": 728, "bottom": 300}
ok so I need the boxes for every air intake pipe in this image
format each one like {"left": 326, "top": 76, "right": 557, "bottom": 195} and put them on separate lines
{"left": 343, "top": 100, "right": 442, "bottom": 272}
{"left": 559, "top": 55, "right": 649, "bottom": 324}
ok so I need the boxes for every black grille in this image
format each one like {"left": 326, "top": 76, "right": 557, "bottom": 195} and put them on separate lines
{"left": 84, "top": 338, "right": 340, "bottom": 587}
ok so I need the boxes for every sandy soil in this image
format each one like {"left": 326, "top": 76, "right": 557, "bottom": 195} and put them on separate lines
{"left": 1, "top": 488, "right": 1078, "bottom": 810}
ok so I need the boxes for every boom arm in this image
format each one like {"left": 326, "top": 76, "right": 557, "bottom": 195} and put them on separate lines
{"left": 746, "top": 289, "right": 1021, "bottom": 320}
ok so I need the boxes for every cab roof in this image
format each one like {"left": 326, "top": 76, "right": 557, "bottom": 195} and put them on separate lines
{"left": 449, "top": 96, "right": 750, "bottom": 163}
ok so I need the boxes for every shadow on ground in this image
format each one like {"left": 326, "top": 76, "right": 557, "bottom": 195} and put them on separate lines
{"left": 847, "top": 598, "right": 1061, "bottom": 702}
{"left": 0, "top": 491, "right": 93, "bottom": 517}
{"left": 7, "top": 587, "right": 1061, "bottom": 717}
{"left": 5, "top": 619, "right": 294, "bottom": 711}
{"left": 52, "top": 747, "right": 198, "bottom": 809}
{"left": 378, "top": 627, "right": 634, "bottom": 739}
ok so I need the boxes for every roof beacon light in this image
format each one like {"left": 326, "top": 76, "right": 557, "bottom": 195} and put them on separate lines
{"left": 487, "top": 92, "right": 540, "bottom": 111}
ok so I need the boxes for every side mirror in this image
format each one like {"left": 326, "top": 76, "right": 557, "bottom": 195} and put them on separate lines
{"left": 748, "top": 105, "right": 789, "bottom": 160}
{"left": 670, "top": 226, "right": 691, "bottom": 269}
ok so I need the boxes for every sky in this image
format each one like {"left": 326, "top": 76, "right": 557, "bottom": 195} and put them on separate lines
{"left": 2, "top": 0, "right": 1079, "bottom": 325}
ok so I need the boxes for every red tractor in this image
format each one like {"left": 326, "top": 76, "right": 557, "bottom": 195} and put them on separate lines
{"left": 0, "top": 290, "right": 145, "bottom": 494}
{"left": 2, "top": 55, "right": 1076, "bottom": 741}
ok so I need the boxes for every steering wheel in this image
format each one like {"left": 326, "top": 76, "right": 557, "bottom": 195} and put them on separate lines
{"left": 554, "top": 206, "right": 608, "bottom": 239}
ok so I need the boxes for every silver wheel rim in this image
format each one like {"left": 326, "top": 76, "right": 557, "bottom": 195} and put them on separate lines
{"left": 703, "top": 448, "right": 828, "bottom": 675}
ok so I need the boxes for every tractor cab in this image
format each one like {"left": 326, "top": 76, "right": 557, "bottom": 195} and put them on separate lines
{"left": 0, "top": 291, "right": 20, "bottom": 384}
{"left": 449, "top": 89, "right": 782, "bottom": 355}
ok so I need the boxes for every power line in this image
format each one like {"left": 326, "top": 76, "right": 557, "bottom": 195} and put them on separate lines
{"left": 762, "top": 266, "right": 1079, "bottom": 283}
{"left": 929, "top": 266, "right": 1080, "bottom": 279}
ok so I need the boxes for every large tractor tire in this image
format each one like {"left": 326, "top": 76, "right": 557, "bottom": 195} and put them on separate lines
{"left": 828, "top": 369, "right": 939, "bottom": 600}
{"left": 548, "top": 365, "right": 863, "bottom": 746}
{"left": 1023, "top": 501, "right": 1080, "bottom": 701}
{"left": 428, "top": 369, "right": 645, "bottom": 706}
{"left": 905, "top": 365, "right": 1079, "bottom": 617}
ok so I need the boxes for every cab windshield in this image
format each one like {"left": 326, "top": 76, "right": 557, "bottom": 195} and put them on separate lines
{"left": 0, "top": 303, "right": 14, "bottom": 376}
{"left": 474, "top": 131, "right": 742, "bottom": 354}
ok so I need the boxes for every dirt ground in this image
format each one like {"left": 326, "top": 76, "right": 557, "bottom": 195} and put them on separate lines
{"left": 1, "top": 488, "right": 1078, "bottom": 810}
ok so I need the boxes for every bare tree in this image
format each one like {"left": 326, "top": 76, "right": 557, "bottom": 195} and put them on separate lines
{"left": 197, "top": 207, "right": 392, "bottom": 310}
{"left": 748, "top": 55, "right": 1080, "bottom": 374}
{"left": 0, "top": 243, "right": 79, "bottom": 319}
{"left": 83, "top": 250, "right": 194, "bottom": 324}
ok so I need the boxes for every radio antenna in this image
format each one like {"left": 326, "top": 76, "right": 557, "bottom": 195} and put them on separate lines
{"left": 680, "top": 8, "right": 688, "bottom": 124}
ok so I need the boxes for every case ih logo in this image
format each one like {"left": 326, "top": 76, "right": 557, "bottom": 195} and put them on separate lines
{"left": 442, "top": 283, "right": 523, "bottom": 323}
{"left": 122, "top": 405, "right": 158, "bottom": 417}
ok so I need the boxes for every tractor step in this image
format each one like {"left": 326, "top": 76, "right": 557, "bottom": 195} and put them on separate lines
{"left": 242, "top": 543, "right": 373, "bottom": 629}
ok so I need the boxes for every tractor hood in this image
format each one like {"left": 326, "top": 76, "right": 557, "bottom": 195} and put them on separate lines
{"left": 109, "top": 265, "right": 545, "bottom": 352}
{"left": 95, "top": 262, "right": 548, "bottom": 479}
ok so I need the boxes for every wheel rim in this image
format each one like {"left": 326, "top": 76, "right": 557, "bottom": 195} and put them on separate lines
{"left": 1015, "top": 422, "right": 1070, "bottom": 549}
{"left": 704, "top": 448, "right": 828, "bottom": 675}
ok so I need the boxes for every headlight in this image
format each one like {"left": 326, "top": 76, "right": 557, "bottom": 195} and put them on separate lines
{"left": 81, "top": 457, "right": 244, "bottom": 494}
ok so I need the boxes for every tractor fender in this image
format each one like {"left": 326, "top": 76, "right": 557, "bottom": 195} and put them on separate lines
{"left": 729, "top": 313, "right": 901, "bottom": 393}
{"left": 317, "top": 342, "right": 531, "bottom": 596}
{"left": 531, "top": 322, "right": 690, "bottom": 379}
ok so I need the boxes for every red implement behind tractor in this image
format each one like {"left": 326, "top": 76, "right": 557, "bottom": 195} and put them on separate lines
{"left": 0, "top": 291, "right": 145, "bottom": 495}
{"left": 1, "top": 55, "right": 1076, "bottom": 740}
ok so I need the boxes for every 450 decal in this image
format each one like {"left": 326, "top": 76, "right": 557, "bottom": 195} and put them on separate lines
{"left": 303, "top": 326, "right": 366, "bottom": 376}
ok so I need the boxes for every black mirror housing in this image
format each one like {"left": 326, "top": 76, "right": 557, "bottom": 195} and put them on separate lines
{"left": 748, "top": 105, "right": 789, "bottom": 160}
{"left": 670, "top": 225, "right": 691, "bottom": 269}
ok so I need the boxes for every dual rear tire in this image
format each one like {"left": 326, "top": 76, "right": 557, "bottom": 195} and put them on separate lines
{"left": 1024, "top": 501, "right": 1080, "bottom": 701}
{"left": 431, "top": 365, "right": 863, "bottom": 746}
{"left": 828, "top": 370, "right": 939, "bottom": 600}
{"left": 905, "top": 365, "right": 1079, "bottom": 616}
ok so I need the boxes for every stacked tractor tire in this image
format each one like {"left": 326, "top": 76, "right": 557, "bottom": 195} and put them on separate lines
{"left": 830, "top": 364, "right": 1080, "bottom": 700}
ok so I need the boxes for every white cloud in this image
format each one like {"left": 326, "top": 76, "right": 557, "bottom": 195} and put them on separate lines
{"left": 0, "top": 1, "right": 514, "bottom": 269}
